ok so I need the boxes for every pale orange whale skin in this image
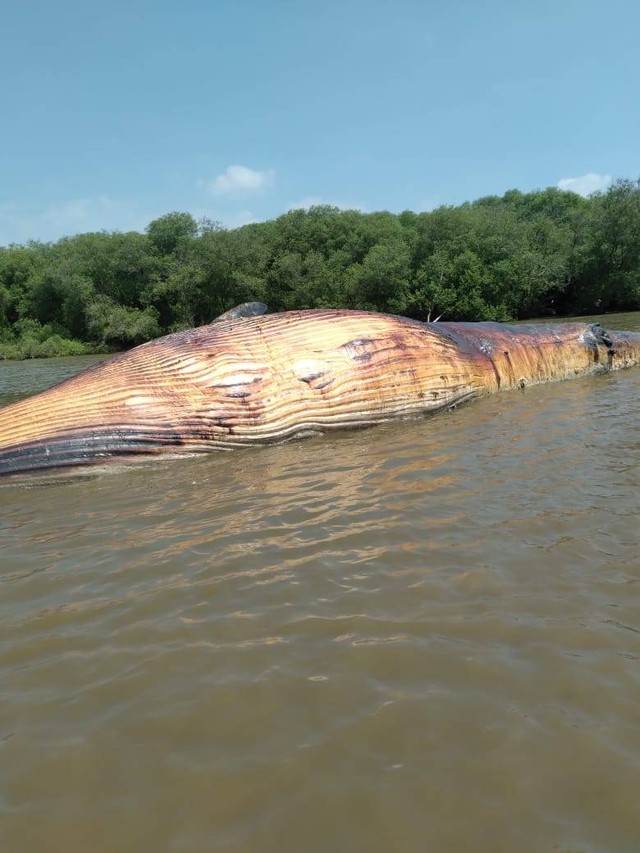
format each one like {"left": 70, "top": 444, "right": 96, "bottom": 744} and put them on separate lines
{"left": 1, "top": 308, "right": 639, "bottom": 475}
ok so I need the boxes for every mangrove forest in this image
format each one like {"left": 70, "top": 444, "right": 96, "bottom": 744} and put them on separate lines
{"left": 1, "top": 179, "right": 639, "bottom": 359}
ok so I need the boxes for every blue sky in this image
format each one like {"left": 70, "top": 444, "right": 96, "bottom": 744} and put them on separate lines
{"left": 1, "top": 0, "right": 638, "bottom": 245}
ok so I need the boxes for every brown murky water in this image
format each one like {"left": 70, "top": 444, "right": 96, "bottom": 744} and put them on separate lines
{"left": 1, "top": 316, "right": 640, "bottom": 852}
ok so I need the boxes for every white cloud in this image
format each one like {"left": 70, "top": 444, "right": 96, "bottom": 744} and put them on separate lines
{"left": 557, "top": 172, "right": 612, "bottom": 197}
{"left": 203, "top": 165, "right": 275, "bottom": 197}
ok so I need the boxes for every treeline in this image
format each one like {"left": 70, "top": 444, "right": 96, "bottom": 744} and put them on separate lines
{"left": 1, "top": 179, "right": 640, "bottom": 359}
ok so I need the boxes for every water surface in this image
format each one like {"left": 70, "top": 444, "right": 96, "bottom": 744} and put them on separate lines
{"left": 1, "top": 316, "right": 640, "bottom": 852}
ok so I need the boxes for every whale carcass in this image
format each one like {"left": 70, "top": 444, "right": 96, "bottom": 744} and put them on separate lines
{"left": 1, "top": 305, "right": 639, "bottom": 475}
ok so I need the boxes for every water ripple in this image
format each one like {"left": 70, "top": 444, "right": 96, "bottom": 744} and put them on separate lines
{"left": 1, "top": 326, "right": 640, "bottom": 851}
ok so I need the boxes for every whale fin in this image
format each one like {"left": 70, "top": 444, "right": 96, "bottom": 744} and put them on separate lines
{"left": 590, "top": 323, "right": 614, "bottom": 352}
{"left": 212, "top": 302, "right": 269, "bottom": 323}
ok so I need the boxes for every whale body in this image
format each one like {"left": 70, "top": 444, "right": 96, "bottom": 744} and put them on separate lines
{"left": 1, "top": 306, "right": 639, "bottom": 475}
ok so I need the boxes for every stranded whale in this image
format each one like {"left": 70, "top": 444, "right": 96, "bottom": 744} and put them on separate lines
{"left": 1, "top": 305, "right": 639, "bottom": 475}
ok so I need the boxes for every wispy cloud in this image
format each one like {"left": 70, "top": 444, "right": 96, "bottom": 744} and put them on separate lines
{"left": 232, "top": 210, "right": 258, "bottom": 227}
{"left": 287, "top": 196, "right": 325, "bottom": 210}
{"left": 0, "top": 196, "right": 151, "bottom": 245}
{"left": 557, "top": 172, "right": 612, "bottom": 197}
{"left": 219, "top": 209, "right": 257, "bottom": 228}
{"left": 201, "top": 165, "right": 276, "bottom": 198}
{"left": 416, "top": 195, "right": 442, "bottom": 213}
{"left": 287, "top": 196, "right": 364, "bottom": 212}
{"left": 189, "top": 206, "right": 258, "bottom": 230}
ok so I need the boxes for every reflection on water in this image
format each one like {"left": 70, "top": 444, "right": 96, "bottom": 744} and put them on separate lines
{"left": 1, "top": 315, "right": 640, "bottom": 851}
{"left": 0, "top": 354, "right": 107, "bottom": 406}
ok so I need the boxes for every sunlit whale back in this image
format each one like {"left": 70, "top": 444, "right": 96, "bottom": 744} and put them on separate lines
{"left": 1, "top": 306, "right": 639, "bottom": 476}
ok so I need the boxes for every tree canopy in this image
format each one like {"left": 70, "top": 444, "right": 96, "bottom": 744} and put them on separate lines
{"left": 2, "top": 180, "right": 640, "bottom": 358}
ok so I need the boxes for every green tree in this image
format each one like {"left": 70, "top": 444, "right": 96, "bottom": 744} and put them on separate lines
{"left": 3, "top": 179, "right": 640, "bottom": 359}
{"left": 146, "top": 212, "right": 198, "bottom": 256}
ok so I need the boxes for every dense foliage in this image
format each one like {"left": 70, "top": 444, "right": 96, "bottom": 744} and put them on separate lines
{"left": 2, "top": 180, "right": 640, "bottom": 359}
